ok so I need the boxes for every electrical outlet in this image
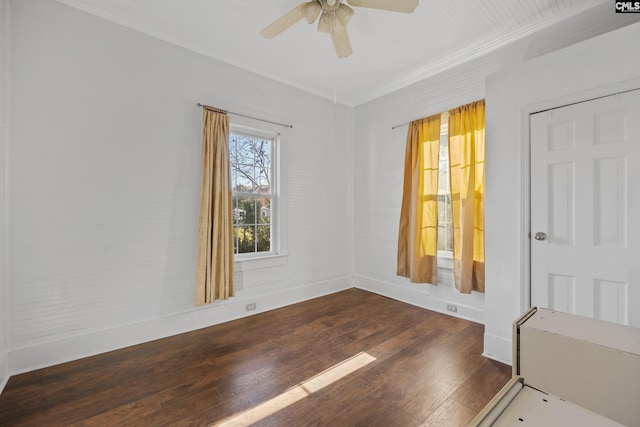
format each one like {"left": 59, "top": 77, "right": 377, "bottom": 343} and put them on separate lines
{"left": 446, "top": 304, "right": 458, "bottom": 313}
{"left": 246, "top": 303, "right": 257, "bottom": 312}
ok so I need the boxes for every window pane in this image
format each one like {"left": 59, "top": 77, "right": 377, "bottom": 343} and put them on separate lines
{"left": 233, "top": 209, "right": 245, "bottom": 225}
{"left": 230, "top": 131, "right": 275, "bottom": 257}
{"left": 252, "top": 138, "right": 270, "bottom": 170}
{"left": 256, "top": 225, "right": 271, "bottom": 252}
{"left": 438, "top": 133, "right": 453, "bottom": 252}
{"left": 256, "top": 167, "right": 271, "bottom": 194}
{"left": 233, "top": 135, "right": 255, "bottom": 166}
{"left": 236, "top": 225, "right": 256, "bottom": 254}
{"left": 235, "top": 196, "right": 257, "bottom": 225}
{"left": 438, "top": 194, "right": 452, "bottom": 252}
{"left": 232, "top": 167, "right": 254, "bottom": 192}
{"left": 233, "top": 197, "right": 272, "bottom": 254}
{"left": 230, "top": 133, "right": 272, "bottom": 194}
{"left": 257, "top": 197, "right": 271, "bottom": 222}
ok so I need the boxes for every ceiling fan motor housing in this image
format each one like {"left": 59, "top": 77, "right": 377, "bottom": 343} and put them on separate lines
{"left": 320, "top": 0, "right": 341, "bottom": 11}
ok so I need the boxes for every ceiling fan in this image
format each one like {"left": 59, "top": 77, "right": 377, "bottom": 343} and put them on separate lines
{"left": 260, "top": 0, "right": 419, "bottom": 58}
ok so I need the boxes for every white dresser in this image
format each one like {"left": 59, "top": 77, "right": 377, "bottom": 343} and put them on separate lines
{"left": 472, "top": 307, "right": 640, "bottom": 426}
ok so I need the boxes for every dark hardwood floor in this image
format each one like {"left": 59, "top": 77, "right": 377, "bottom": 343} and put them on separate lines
{"left": 0, "top": 289, "right": 511, "bottom": 426}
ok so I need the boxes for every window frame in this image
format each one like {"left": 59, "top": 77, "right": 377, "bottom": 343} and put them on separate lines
{"left": 229, "top": 122, "right": 288, "bottom": 271}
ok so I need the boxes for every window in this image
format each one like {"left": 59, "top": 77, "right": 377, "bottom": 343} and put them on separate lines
{"left": 437, "top": 113, "right": 453, "bottom": 253}
{"left": 398, "top": 101, "right": 484, "bottom": 288}
{"left": 229, "top": 130, "right": 275, "bottom": 258}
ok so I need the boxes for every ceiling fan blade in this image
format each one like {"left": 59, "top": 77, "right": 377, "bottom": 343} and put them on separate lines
{"left": 335, "top": 3, "right": 355, "bottom": 26}
{"left": 260, "top": 3, "right": 306, "bottom": 39}
{"left": 317, "top": 11, "right": 333, "bottom": 33}
{"left": 302, "top": 1, "right": 322, "bottom": 24}
{"left": 331, "top": 23, "right": 353, "bottom": 58}
{"left": 346, "top": 0, "right": 418, "bottom": 13}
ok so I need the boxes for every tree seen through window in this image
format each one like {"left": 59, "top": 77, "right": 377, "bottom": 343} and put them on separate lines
{"left": 230, "top": 132, "right": 273, "bottom": 255}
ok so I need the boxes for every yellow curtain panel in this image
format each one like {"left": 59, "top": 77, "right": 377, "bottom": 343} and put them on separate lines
{"left": 195, "top": 109, "right": 234, "bottom": 305}
{"left": 397, "top": 114, "right": 441, "bottom": 284}
{"left": 448, "top": 100, "right": 485, "bottom": 293}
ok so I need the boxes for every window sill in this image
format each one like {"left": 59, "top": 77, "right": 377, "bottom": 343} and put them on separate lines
{"left": 234, "top": 253, "right": 288, "bottom": 272}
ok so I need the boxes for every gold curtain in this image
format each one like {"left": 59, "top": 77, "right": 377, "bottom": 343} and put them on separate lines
{"left": 397, "top": 114, "right": 441, "bottom": 284}
{"left": 195, "top": 108, "right": 234, "bottom": 305}
{"left": 448, "top": 100, "right": 485, "bottom": 293}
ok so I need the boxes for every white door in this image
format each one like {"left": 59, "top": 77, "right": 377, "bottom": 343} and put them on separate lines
{"left": 530, "top": 90, "right": 640, "bottom": 327}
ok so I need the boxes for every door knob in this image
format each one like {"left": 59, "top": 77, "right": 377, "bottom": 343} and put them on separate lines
{"left": 534, "top": 232, "right": 547, "bottom": 241}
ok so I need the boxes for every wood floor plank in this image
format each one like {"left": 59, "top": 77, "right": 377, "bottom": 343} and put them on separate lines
{"left": 421, "top": 397, "right": 479, "bottom": 427}
{"left": 449, "top": 357, "right": 514, "bottom": 412}
{"left": 326, "top": 396, "right": 423, "bottom": 427}
{"left": 0, "top": 289, "right": 511, "bottom": 426}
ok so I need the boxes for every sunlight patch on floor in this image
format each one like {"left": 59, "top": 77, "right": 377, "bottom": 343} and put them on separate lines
{"left": 214, "top": 351, "right": 377, "bottom": 426}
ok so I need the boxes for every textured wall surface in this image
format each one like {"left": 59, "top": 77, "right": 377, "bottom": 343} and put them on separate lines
{"left": 351, "top": 49, "right": 488, "bottom": 324}
{"left": 0, "top": 0, "right": 9, "bottom": 391}
{"left": 8, "top": 0, "right": 352, "bottom": 373}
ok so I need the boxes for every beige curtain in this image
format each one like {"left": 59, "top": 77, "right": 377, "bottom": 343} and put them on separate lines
{"left": 397, "top": 114, "right": 441, "bottom": 284}
{"left": 195, "top": 108, "right": 234, "bottom": 305}
{"left": 448, "top": 100, "right": 485, "bottom": 293}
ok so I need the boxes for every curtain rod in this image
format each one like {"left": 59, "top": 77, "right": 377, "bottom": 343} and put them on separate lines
{"left": 391, "top": 113, "right": 443, "bottom": 130}
{"left": 392, "top": 109, "right": 446, "bottom": 130}
{"left": 197, "top": 103, "right": 293, "bottom": 129}
{"left": 391, "top": 100, "right": 482, "bottom": 130}
{"left": 391, "top": 121, "right": 410, "bottom": 130}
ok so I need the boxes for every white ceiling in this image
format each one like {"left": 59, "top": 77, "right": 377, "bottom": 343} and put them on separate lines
{"left": 57, "top": 0, "right": 636, "bottom": 106}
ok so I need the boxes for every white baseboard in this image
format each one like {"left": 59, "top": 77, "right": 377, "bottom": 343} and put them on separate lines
{"left": 353, "top": 275, "right": 484, "bottom": 325}
{"left": 483, "top": 332, "right": 512, "bottom": 365}
{"left": 0, "top": 352, "right": 8, "bottom": 394}
{"left": 8, "top": 276, "right": 352, "bottom": 375}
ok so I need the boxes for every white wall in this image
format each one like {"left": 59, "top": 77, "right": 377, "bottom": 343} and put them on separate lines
{"left": 352, "top": 60, "right": 488, "bottom": 323}
{"left": 352, "top": 12, "right": 640, "bottom": 356}
{"left": 348, "top": 4, "right": 630, "bottom": 326}
{"left": 0, "top": 0, "right": 9, "bottom": 391}
{"left": 7, "top": 0, "right": 352, "bottom": 374}
{"left": 484, "top": 23, "right": 640, "bottom": 364}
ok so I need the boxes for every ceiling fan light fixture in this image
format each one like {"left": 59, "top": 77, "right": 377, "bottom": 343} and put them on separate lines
{"left": 317, "top": 11, "right": 333, "bottom": 33}
{"left": 302, "top": 1, "right": 322, "bottom": 24}
{"left": 262, "top": 0, "right": 420, "bottom": 57}
{"left": 335, "top": 4, "right": 354, "bottom": 26}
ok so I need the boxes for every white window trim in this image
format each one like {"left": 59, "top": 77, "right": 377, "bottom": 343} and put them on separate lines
{"left": 235, "top": 253, "right": 288, "bottom": 272}
{"left": 438, "top": 250, "right": 453, "bottom": 270}
{"left": 230, "top": 121, "right": 288, "bottom": 271}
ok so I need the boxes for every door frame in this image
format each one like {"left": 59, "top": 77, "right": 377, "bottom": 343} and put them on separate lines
{"left": 522, "top": 77, "right": 640, "bottom": 314}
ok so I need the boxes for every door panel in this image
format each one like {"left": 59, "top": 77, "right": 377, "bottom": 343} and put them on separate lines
{"left": 530, "top": 90, "right": 640, "bottom": 327}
